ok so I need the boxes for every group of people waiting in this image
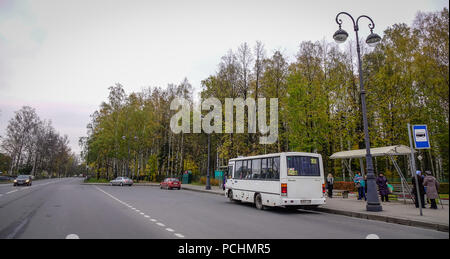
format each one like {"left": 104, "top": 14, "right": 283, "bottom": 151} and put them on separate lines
{"left": 411, "top": 170, "right": 440, "bottom": 209}
{"left": 325, "top": 170, "right": 440, "bottom": 209}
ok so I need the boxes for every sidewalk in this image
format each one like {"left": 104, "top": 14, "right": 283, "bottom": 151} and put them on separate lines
{"left": 316, "top": 196, "right": 448, "bottom": 232}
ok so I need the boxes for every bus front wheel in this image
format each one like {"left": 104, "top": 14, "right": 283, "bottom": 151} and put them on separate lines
{"left": 228, "top": 190, "right": 234, "bottom": 202}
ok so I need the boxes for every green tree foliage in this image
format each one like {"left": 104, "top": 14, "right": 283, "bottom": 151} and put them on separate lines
{"left": 82, "top": 8, "right": 449, "bottom": 182}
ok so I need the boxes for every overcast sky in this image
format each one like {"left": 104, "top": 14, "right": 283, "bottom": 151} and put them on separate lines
{"left": 0, "top": 0, "right": 448, "bottom": 154}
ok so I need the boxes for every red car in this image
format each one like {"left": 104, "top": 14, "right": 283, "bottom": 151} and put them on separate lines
{"left": 160, "top": 178, "right": 181, "bottom": 190}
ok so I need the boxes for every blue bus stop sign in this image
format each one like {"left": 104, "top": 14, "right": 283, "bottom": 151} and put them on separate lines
{"left": 413, "top": 125, "right": 430, "bottom": 149}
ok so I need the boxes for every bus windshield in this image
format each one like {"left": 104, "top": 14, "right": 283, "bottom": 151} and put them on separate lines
{"left": 286, "top": 156, "right": 320, "bottom": 176}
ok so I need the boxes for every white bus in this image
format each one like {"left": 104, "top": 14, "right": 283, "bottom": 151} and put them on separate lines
{"left": 224, "top": 152, "right": 326, "bottom": 210}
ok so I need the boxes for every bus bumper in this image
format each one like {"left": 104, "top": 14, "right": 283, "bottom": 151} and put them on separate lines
{"left": 280, "top": 198, "right": 326, "bottom": 206}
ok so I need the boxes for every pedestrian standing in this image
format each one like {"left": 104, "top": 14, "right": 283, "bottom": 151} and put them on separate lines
{"left": 327, "top": 173, "right": 334, "bottom": 198}
{"left": 423, "top": 171, "right": 440, "bottom": 209}
{"left": 222, "top": 172, "right": 227, "bottom": 191}
{"left": 354, "top": 172, "right": 366, "bottom": 201}
{"left": 412, "top": 170, "right": 426, "bottom": 208}
{"left": 360, "top": 175, "right": 366, "bottom": 201}
{"left": 376, "top": 173, "right": 389, "bottom": 202}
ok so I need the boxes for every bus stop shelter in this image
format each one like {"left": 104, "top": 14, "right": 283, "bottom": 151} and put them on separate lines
{"left": 330, "top": 145, "right": 416, "bottom": 202}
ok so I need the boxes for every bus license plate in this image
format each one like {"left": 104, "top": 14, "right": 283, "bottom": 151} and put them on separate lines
{"left": 300, "top": 200, "right": 311, "bottom": 205}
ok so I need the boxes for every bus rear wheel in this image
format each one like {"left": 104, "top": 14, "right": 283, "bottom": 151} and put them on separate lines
{"left": 255, "top": 193, "right": 264, "bottom": 210}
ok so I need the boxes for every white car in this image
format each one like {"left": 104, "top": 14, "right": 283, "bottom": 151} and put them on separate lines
{"left": 110, "top": 177, "right": 133, "bottom": 186}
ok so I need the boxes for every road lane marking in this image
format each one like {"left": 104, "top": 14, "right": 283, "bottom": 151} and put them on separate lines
{"left": 94, "top": 186, "right": 185, "bottom": 239}
{"left": 66, "top": 234, "right": 80, "bottom": 239}
{"left": 366, "top": 234, "right": 380, "bottom": 239}
{"left": 0, "top": 179, "right": 69, "bottom": 197}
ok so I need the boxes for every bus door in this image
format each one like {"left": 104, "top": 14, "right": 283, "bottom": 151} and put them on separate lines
{"left": 225, "top": 163, "right": 234, "bottom": 189}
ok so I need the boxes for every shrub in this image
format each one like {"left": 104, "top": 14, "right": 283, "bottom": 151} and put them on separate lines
{"left": 84, "top": 178, "right": 110, "bottom": 183}
{"left": 439, "top": 183, "right": 449, "bottom": 194}
{"left": 333, "top": 181, "right": 357, "bottom": 192}
{"left": 200, "top": 176, "right": 220, "bottom": 186}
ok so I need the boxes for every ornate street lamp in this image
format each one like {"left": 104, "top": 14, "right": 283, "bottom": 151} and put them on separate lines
{"left": 333, "top": 12, "right": 382, "bottom": 212}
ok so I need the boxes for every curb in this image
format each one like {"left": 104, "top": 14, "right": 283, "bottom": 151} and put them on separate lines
{"left": 313, "top": 207, "right": 449, "bottom": 233}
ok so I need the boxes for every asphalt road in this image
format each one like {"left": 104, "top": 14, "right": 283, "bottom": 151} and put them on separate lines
{"left": 0, "top": 178, "right": 447, "bottom": 239}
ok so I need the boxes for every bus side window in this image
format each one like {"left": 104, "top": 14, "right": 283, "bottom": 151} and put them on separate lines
{"left": 235, "top": 161, "right": 242, "bottom": 179}
{"left": 266, "top": 157, "right": 273, "bottom": 180}
{"left": 241, "top": 160, "right": 247, "bottom": 179}
{"left": 261, "top": 159, "right": 267, "bottom": 179}
{"left": 268, "top": 159, "right": 273, "bottom": 180}
{"left": 245, "top": 160, "right": 252, "bottom": 179}
{"left": 273, "top": 157, "right": 280, "bottom": 180}
{"left": 252, "top": 159, "right": 261, "bottom": 179}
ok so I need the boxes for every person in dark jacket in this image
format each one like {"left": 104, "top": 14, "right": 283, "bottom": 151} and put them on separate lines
{"left": 423, "top": 171, "right": 440, "bottom": 209}
{"left": 376, "top": 173, "right": 389, "bottom": 202}
{"left": 223, "top": 171, "right": 229, "bottom": 191}
{"left": 412, "top": 170, "right": 426, "bottom": 208}
{"left": 327, "top": 173, "right": 334, "bottom": 198}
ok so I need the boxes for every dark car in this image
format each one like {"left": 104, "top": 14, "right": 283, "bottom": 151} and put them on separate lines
{"left": 160, "top": 178, "right": 181, "bottom": 190}
{"left": 14, "top": 175, "right": 32, "bottom": 186}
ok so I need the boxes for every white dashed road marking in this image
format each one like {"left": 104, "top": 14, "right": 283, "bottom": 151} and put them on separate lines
{"left": 66, "top": 234, "right": 80, "bottom": 239}
{"left": 95, "top": 186, "right": 185, "bottom": 238}
{"left": 366, "top": 234, "right": 380, "bottom": 239}
{"left": 0, "top": 179, "right": 69, "bottom": 198}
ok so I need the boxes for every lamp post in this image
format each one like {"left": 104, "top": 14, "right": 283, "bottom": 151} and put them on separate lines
{"left": 200, "top": 113, "right": 212, "bottom": 190}
{"left": 333, "top": 12, "right": 382, "bottom": 212}
{"left": 206, "top": 133, "right": 211, "bottom": 190}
